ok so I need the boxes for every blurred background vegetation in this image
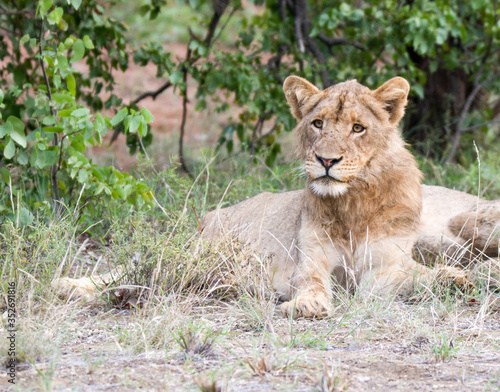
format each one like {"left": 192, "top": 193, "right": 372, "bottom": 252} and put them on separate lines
{"left": 0, "top": 0, "right": 499, "bottom": 233}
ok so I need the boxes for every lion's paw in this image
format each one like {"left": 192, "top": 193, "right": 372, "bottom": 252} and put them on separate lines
{"left": 280, "top": 294, "right": 333, "bottom": 319}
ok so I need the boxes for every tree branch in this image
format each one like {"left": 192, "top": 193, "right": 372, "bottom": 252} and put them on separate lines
{"left": 178, "top": 51, "right": 191, "bottom": 177}
{"left": 317, "top": 33, "right": 365, "bottom": 50}
{"left": 204, "top": 0, "right": 230, "bottom": 48}
{"left": 131, "top": 81, "right": 172, "bottom": 105}
{"left": 0, "top": 9, "right": 34, "bottom": 15}
{"left": 290, "top": 0, "right": 331, "bottom": 87}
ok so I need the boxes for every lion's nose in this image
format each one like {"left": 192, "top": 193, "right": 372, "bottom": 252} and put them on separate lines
{"left": 316, "top": 155, "right": 343, "bottom": 169}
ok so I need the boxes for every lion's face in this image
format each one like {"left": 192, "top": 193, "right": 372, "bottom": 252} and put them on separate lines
{"left": 283, "top": 77, "right": 410, "bottom": 197}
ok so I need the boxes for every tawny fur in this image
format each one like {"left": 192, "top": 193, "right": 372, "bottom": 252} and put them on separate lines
{"left": 202, "top": 76, "right": 499, "bottom": 319}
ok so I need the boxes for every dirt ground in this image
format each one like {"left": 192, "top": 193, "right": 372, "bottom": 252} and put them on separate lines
{"left": 2, "top": 296, "right": 499, "bottom": 391}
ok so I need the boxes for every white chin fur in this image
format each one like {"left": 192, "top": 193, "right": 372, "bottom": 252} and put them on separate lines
{"left": 310, "top": 181, "right": 349, "bottom": 197}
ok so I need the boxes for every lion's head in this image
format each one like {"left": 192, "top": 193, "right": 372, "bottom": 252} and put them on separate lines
{"left": 283, "top": 76, "right": 411, "bottom": 198}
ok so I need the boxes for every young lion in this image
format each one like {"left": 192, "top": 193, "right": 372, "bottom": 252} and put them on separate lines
{"left": 201, "top": 76, "right": 500, "bottom": 319}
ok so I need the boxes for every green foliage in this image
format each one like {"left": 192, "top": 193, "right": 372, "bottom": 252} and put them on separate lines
{"left": 0, "top": 1, "right": 156, "bottom": 222}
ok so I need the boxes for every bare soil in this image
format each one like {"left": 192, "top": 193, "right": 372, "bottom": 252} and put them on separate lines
{"left": 2, "top": 299, "right": 499, "bottom": 391}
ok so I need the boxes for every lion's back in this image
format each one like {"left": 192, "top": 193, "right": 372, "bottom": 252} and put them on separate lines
{"left": 201, "top": 190, "right": 302, "bottom": 257}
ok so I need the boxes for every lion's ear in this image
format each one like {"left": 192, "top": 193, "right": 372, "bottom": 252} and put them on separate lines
{"left": 283, "top": 76, "right": 321, "bottom": 120}
{"left": 373, "top": 77, "right": 410, "bottom": 125}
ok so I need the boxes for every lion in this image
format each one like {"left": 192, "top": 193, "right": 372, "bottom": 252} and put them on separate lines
{"left": 201, "top": 76, "right": 500, "bottom": 319}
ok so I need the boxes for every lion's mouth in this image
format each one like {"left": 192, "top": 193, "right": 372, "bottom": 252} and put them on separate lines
{"left": 316, "top": 175, "right": 347, "bottom": 184}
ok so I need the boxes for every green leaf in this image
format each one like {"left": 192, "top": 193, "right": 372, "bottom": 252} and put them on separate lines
{"left": 138, "top": 120, "right": 147, "bottom": 137}
{"left": 0, "top": 88, "right": 3, "bottom": 104}
{"left": 39, "top": 0, "right": 53, "bottom": 16}
{"left": 80, "top": 122, "right": 91, "bottom": 142}
{"left": 128, "top": 115, "right": 141, "bottom": 133}
{"left": 0, "top": 167, "right": 10, "bottom": 184}
{"left": 47, "top": 7, "right": 63, "bottom": 25}
{"left": 4, "top": 138, "right": 15, "bottom": 159}
{"left": 78, "top": 168, "right": 88, "bottom": 183}
{"left": 141, "top": 107, "right": 154, "bottom": 122}
{"left": 413, "top": 84, "right": 424, "bottom": 99}
{"left": 0, "top": 121, "right": 13, "bottom": 138}
{"left": 66, "top": 73, "right": 76, "bottom": 96}
{"left": 19, "top": 207, "right": 34, "bottom": 227}
{"left": 111, "top": 108, "right": 128, "bottom": 126}
{"left": 7, "top": 116, "right": 26, "bottom": 147}
{"left": 114, "top": 185, "right": 125, "bottom": 199}
{"left": 71, "top": 108, "right": 90, "bottom": 117}
{"left": 17, "top": 152, "right": 29, "bottom": 165}
{"left": 70, "top": 39, "right": 85, "bottom": 63}
{"left": 58, "top": 109, "right": 73, "bottom": 117}
{"left": 37, "top": 150, "right": 58, "bottom": 169}
{"left": 20, "top": 34, "right": 30, "bottom": 45}
{"left": 71, "top": 0, "right": 82, "bottom": 10}
{"left": 94, "top": 113, "right": 107, "bottom": 136}
{"left": 140, "top": 5, "right": 150, "bottom": 16}
{"left": 43, "top": 126, "right": 63, "bottom": 133}
{"left": 42, "top": 115, "right": 55, "bottom": 125}
{"left": 52, "top": 93, "right": 73, "bottom": 103}
{"left": 64, "top": 37, "right": 74, "bottom": 49}
{"left": 169, "top": 71, "right": 183, "bottom": 85}
{"left": 188, "top": 0, "right": 199, "bottom": 9}
{"left": 82, "top": 35, "right": 94, "bottom": 49}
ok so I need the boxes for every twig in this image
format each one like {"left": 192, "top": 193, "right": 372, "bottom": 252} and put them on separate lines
{"left": 57, "top": 131, "right": 82, "bottom": 171}
{"left": 251, "top": 115, "right": 265, "bottom": 156}
{"left": 317, "top": 33, "right": 365, "bottom": 50}
{"left": 460, "top": 119, "right": 500, "bottom": 133}
{"left": 190, "top": 203, "right": 202, "bottom": 233}
{"left": 211, "top": 5, "right": 237, "bottom": 46}
{"left": 131, "top": 81, "right": 172, "bottom": 105}
{"left": 256, "top": 122, "right": 278, "bottom": 145}
{"left": 250, "top": 112, "right": 272, "bottom": 155}
{"left": 0, "top": 9, "right": 34, "bottom": 15}
{"left": 294, "top": 13, "right": 305, "bottom": 53}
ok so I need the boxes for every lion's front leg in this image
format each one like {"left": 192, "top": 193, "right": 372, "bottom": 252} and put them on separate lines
{"left": 280, "top": 229, "right": 340, "bottom": 319}
{"left": 280, "top": 268, "right": 334, "bottom": 319}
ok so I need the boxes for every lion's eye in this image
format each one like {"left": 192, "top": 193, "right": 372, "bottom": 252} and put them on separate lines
{"left": 312, "top": 119, "right": 323, "bottom": 128}
{"left": 352, "top": 124, "right": 365, "bottom": 133}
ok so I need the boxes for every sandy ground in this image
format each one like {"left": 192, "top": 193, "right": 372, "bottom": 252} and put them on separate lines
{"left": 2, "top": 296, "right": 499, "bottom": 391}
